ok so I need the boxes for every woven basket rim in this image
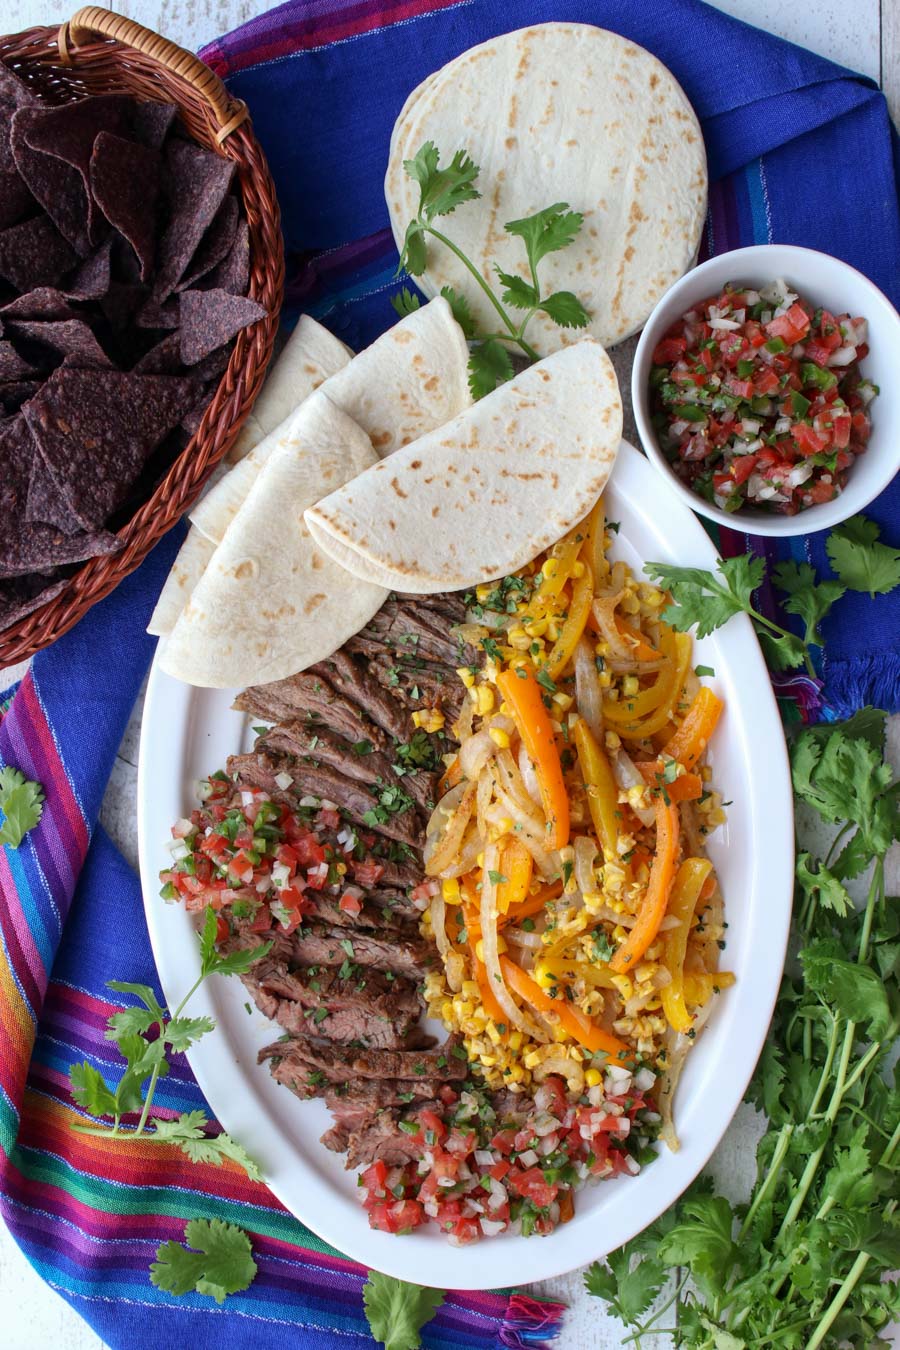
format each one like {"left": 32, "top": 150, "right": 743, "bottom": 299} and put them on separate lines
{"left": 0, "top": 16, "right": 284, "bottom": 665}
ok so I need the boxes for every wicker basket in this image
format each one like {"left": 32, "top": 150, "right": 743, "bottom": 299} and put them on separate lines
{"left": 0, "top": 6, "right": 284, "bottom": 665}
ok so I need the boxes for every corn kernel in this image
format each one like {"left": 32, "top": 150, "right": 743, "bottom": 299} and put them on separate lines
{"left": 604, "top": 730, "right": 622, "bottom": 751}
{"left": 572, "top": 560, "right": 586, "bottom": 578}
{"left": 456, "top": 666, "right": 475, "bottom": 689}
{"left": 585, "top": 1067, "right": 603, "bottom": 1088}
{"left": 507, "top": 626, "right": 531, "bottom": 651}
{"left": 489, "top": 727, "right": 511, "bottom": 749}
{"left": 461, "top": 980, "right": 479, "bottom": 1000}
{"left": 472, "top": 684, "right": 495, "bottom": 715}
{"left": 542, "top": 557, "right": 559, "bottom": 579}
{"left": 622, "top": 675, "right": 639, "bottom": 696}
{"left": 476, "top": 583, "right": 492, "bottom": 602}
{"left": 475, "top": 936, "right": 506, "bottom": 962}
{"left": 442, "top": 877, "right": 460, "bottom": 903}
{"left": 552, "top": 691, "right": 574, "bottom": 711}
{"left": 525, "top": 617, "right": 550, "bottom": 637}
{"left": 524, "top": 1049, "right": 543, "bottom": 1069}
{"left": 598, "top": 670, "right": 612, "bottom": 688}
{"left": 477, "top": 851, "right": 484, "bottom": 867}
{"left": 509, "top": 1031, "right": 524, "bottom": 1051}
{"left": 533, "top": 961, "right": 555, "bottom": 989}
{"left": 486, "top": 1021, "right": 502, "bottom": 1045}
{"left": 441, "top": 1000, "right": 454, "bottom": 1022}
{"left": 481, "top": 1053, "right": 497, "bottom": 1066}
{"left": 621, "top": 593, "right": 640, "bottom": 614}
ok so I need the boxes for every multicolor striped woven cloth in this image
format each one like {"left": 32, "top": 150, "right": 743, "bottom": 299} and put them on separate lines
{"left": 1, "top": 2, "right": 899, "bottom": 1347}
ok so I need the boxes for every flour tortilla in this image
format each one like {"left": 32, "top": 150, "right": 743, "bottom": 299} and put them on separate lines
{"left": 146, "top": 525, "right": 215, "bottom": 637}
{"left": 305, "top": 339, "right": 622, "bottom": 593}
{"left": 159, "top": 391, "right": 387, "bottom": 688}
{"left": 190, "top": 295, "right": 471, "bottom": 546}
{"left": 227, "top": 313, "right": 350, "bottom": 463}
{"left": 386, "top": 24, "right": 707, "bottom": 354}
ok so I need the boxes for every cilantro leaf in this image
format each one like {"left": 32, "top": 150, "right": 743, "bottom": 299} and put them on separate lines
{"left": 164, "top": 1015, "right": 216, "bottom": 1053}
{"left": 106, "top": 980, "right": 166, "bottom": 1024}
{"left": 0, "top": 766, "right": 44, "bottom": 849}
{"left": 468, "top": 338, "right": 514, "bottom": 400}
{"left": 208, "top": 940, "right": 273, "bottom": 980}
{"left": 69, "top": 1062, "right": 118, "bottom": 1118}
{"left": 504, "top": 203, "right": 583, "bottom": 270}
{"left": 826, "top": 515, "right": 900, "bottom": 597}
{"left": 791, "top": 722, "right": 899, "bottom": 863}
{"left": 755, "top": 627, "right": 809, "bottom": 671}
{"left": 585, "top": 1249, "right": 667, "bottom": 1324}
{"left": 538, "top": 290, "right": 591, "bottom": 328}
{"left": 150, "top": 1218, "right": 257, "bottom": 1305}
{"left": 772, "top": 560, "right": 845, "bottom": 647}
{"left": 656, "top": 1189, "right": 738, "bottom": 1302}
{"left": 495, "top": 268, "right": 538, "bottom": 310}
{"left": 400, "top": 220, "right": 427, "bottom": 276}
{"left": 362, "top": 1271, "right": 445, "bottom": 1350}
{"left": 391, "top": 287, "right": 422, "bottom": 319}
{"left": 439, "top": 285, "right": 476, "bottom": 339}
{"left": 796, "top": 852, "right": 852, "bottom": 918}
{"left": 801, "top": 941, "right": 892, "bottom": 1037}
{"left": 645, "top": 556, "right": 765, "bottom": 638}
{"left": 152, "top": 1114, "right": 264, "bottom": 1181}
{"left": 404, "top": 142, "right": 480, "bottom": 220}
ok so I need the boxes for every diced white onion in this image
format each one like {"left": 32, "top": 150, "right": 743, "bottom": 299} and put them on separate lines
{"left": 635, "top": 1067, "right": 657, "bottom": 1092}
{"left": 574, "top": 637, "right": 604, "bottom": 744}
{"left": 774, "top": 416, "right": 792, "bottom": 434}
{"left": 480, "top": 1217, "right": 506, "bottom": 1237}
{"left": 474, "top": 1149, "right": 493, "bottom": 1166}
{"left": 518, "top": 1148, "right": 539, "bottom": 1167}
{"left": 826, "top": 345, "right": 857, "bottom": 367}
{"left": 298, "top": 794, "right": 319, "bottom": 806}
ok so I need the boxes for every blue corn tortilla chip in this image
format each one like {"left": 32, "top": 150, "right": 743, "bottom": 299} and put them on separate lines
{"left": 10, "top": 109, "right": 91, "bottom": 256}
{"left": 179, "top": 288, "right": 266, "bottom": 366}
{"left": 133, "top": 332, "right": 182, "bottom": 375}
{"left": 64, "top": 238, "right": 113, "bottom": 300}
{"left": 1, "top": 287, "right": 76, "bottom": 319}
{"left": 177, "top": 194, "right": 239, "bottom": 292}
{"left": 0, "top": 214, "right": 77, "bottom": 291}
{"left": 200, "top": 216, "right": 249, "bottom": 296}
{"left": 0, "top": 574, "right": 68, "bottom": 634}
{"left": 130, "top": 101, "right": 178, "bottom": 150}
{"left": 0, "top": 169, "right": 34, "bottom": 230}
{"left": 23, "top": 366, "right": 200, "bottom": 529}
{"left": 0, "top": 341, "right": 35, "bottom": 381}
{"left": 24, "top": 448, "right": 82, "bottom": 534}
{"left": 90, "top": 131, "right": 161, "bottom": 281}
{"left": 154, "top": 139, "right": 235, "bottom": 300}
{"left": 23, "top": 94, "right": 131, "bottom": 246}
{"left": 6, "top": 319, "right": 111, "bottom": 369}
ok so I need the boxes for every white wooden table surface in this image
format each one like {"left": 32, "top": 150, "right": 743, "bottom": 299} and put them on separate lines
{"left": 1, "top": 1, "right": 897, "bottom": 1346}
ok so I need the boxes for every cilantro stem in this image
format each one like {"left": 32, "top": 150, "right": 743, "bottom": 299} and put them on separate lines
{"left": 421, "top": 223, "right": 542, "bottom": 362}
{"left": 620, "top": 1274, "right": 688, "bottom": 1344}
{"left": 806, "top": 1198, "right": 897, "bottom": 1350}
{"left": 736, "top": 1121, "right": 793, "bottom": 1242}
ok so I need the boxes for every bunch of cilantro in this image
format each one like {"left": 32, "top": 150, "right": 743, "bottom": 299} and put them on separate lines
{"left": 582, "top": 707, "right": 899, "bottom": 1349}
{"left": 392, "top": 142, "right": 590, "bottom": 397}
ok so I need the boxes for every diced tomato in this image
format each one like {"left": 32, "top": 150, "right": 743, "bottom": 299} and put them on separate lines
{"left": 250, "top": 903, "right": 272, "bottom": 932}
{"left": 803, "top": 339, "right": 833, "bottom": 367}
{"left": 752, "top": 367, "right": 780, "bottom": 395}
{"left": 437, "top": 1085, "right": 459, "bottom": 1107}
{"left": 792, "top": 423, "right": 828, "bottom": 457}
{"left": 808, "top": 479, "right": 836, "bottom": 503}
{"left": 731, "top": 453, "right": 759, "bottom": 484}
{"left": 410, "top": 880, "right": 439, "bottom": 906}
{"left": 508, "top": 1167, "right": 558, "bottom": 1209}
{"left": 726, "top": 377, "right": 755, "bottom": 399}
{"left": 368, "top": 1199, "right": 425, "bottom": 1234}
{"left": 215, "top": 914, "right": 230, "bottom": 944}
{"left": 352, "top": 859, "right": 385, "bottom": 887}
{"left": 317, "top": 806, "right": 341, "bottom": 831}
{"left": 491, "top": 1128, "right": 517, "bottom": 1156}
{"left": 199, "top": 832, "right": 229, "bottom": 856}
{"left": 339, "top": 889, "right": 363, "bottom": 915}
{"left": 417, "top": 1109, "right": 448, "bottom": 1144}
{"left": 490, "top": 1159, "right": 511, "bottom": 1182}
{"left": 816, "top": 312, "right": 843, "bottom": 351}
{"left": 228, "top": 849, "right": 255, "bottom": 883}
{"left": 360, "top": 1160, "right": 388, "bottom": 1203}
{"left": 653, "top": 336, "right": 687, "bottom": 364}
{"left": 766, "top": 302, "right": 810, "bottom": 344}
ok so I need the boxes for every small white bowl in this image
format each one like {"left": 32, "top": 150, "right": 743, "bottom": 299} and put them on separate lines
{"left": 632, "top": 244, "right": 900, "bottom": 536}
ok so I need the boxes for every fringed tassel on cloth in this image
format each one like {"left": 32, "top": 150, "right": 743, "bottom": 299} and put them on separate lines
{"left": 498, "top": 1293, "right": 566, "bottom": 1346}
{"left": 825, "top": 653, "right": 900, "bottom": 720}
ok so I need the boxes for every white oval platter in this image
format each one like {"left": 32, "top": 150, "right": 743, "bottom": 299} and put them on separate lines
{"left": 137, "top": 439, "right": 793, "bottom": 1290}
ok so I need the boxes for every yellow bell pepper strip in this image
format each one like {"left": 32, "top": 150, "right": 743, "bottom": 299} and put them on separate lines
{"left": 659, "top": 858, "right": 713, "bottom": 1033}
{"left": 573, "top": 718, "right": 619, "bottom": 861}
{"left": 498, "top": 879, "right": 563, "bottom": 929}
{"left": 583, "top": 497, "right": 607, "bottom": 583}
{"left": 661, "top": 686, "right": 724, "bottom": 770}
{"left": 609, "top": 798, "right": 680, "bottom": 974}
{"left": 496, "top": 838, "right": 534, "bottom": 914}
{"left": 537, "top": 955, "right": 618, "bottom": 990}
{"left": 535, "top": 527, "right": 583, "bottom": 606}
{"left": 496, "top": 668, "right": 569, "bottom": 850}
{"left": 636, "top": 760, "right": 703, "bottom": 804}
{"left": 682, "top": 970, "right": 736, "bottom": 1006}
{"left": 499, "top": 955, "right": 631, "bottom": 1060}
{"left": 544, "top": 562, "right": 594, "bottom": 682}
{"left": 609, "top": 632, "right": 693, "bottom": 740}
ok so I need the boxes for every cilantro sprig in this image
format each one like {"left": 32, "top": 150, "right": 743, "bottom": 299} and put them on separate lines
{"left": 393, "top": 141, "right": 590, "bottom": 398}
{"left": 69, "top": 908, "right": 270, "bottom": 1183}
{"left": 646, "top": 513, "right": 900, "bottom": 678}
{"left": 362, "top": 1270, "right": 445, "bottom": 1349}
{"left": 586, "top": 709, "right": 900, "bottom": 1349}
{"left": 0, "top": 765, "right": 44, "bottom": 849}
{"left": 151, "top": 1218, "right": 257, "bottom": 1305}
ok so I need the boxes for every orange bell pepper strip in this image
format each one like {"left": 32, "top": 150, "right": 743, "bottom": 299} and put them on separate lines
{"left": 662, "top": 687, "right": 724, "bottom": 770}
{"left": 498, "top": 879, "right": 563, "bottom": 929}
{"left": 573, "top": 718, "right": 619, "bottom": 861}
{"left": 496, "top": 838, "right": 533, "bottom": 914}
{"left": 437, "top": 754, "right": 463, "bottom": 798}
{"left": 496, "top": 668, "right": 569, "bottom": 850}
{"left": 609, "top": 798, "right": 680, "bottom": 974}
{"left": 473, "top": 951, "right": 507, "bottom": 1022}
{"left": 615, "top": 616, "right": 659, "bottom": 661}
{"left": 659, "top": 858, "right": 712, "bottom": 1034}
{"left": 636, "top": 761, "right": 703, "bottom": 804}
{"left": 499, "top": 955, "right": 631, "bottom": 1060}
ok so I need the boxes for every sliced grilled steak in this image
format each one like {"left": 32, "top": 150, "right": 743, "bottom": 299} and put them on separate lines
{"left": 372, "top": 855, "right": 424, "bottom": 891}
{"left": 234, "top": 674, "right": 390, "bottom": 754}
{"left": 323, "top": 1105, "right": 444, "bottom": 1169}
{"left": 244, "top": 955, "right": 423, "bottom": 1049}
{"left": 258, "top": 1034, "right": 467, "bottom": 1084}
{"left": 308, "top": 891, "right": 419, "bottom": 932}
{"left": 361, "top": 595, "right": 478, "bottom": 668}
{"left": 270, "top": 1059, "right": 440, "bottom": 1109}
{"left": 261, "top": 722, "right": 397, "bottom": 789}
{"left": 312, "top": 649, "right": 409, "bottom": 741}
{"left": 290, "top": 922, "right": 433, "bottom": 980}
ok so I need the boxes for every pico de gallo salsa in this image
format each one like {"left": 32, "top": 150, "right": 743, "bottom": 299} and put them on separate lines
{"left": 359, "top": 1070, "right": 659, "bottom": 1244}
{"left": 650, "top": 280, "right": 878, "bottom": 514}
